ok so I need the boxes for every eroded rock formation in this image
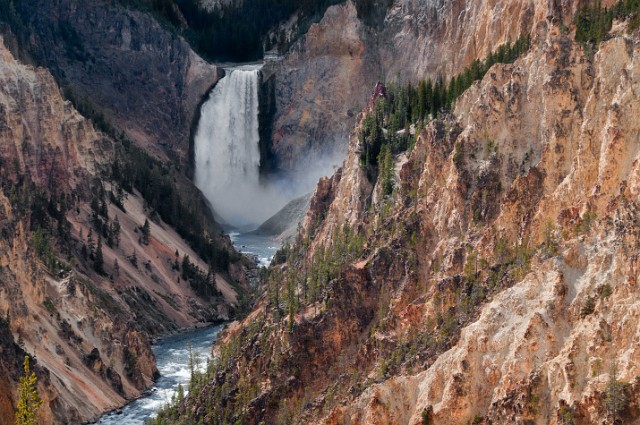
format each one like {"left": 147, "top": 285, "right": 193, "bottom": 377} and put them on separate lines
{"left": 169, "top": 14, "right": 640, "bottom": 425}
{"left": 0, "top": 38, "right": 243, "bottom": 424}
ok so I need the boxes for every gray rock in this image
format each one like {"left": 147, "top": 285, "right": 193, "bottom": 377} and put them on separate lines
{"left": 17, "top": 0, "right": 219, "bottom": 163}
{"left": 252, "top": 192, "right": 312, "bottom": 239}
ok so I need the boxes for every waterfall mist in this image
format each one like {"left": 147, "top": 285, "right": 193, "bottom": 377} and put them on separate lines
{"left": 194, "top": 65, "right": 346, "bottom": 230}
{"left": 194, "top": 66, "right": 289, "bottom": 229}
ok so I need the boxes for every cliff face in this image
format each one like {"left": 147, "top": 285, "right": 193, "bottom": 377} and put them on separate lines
{"left": 268, "top": 1, "right": 376, "bottom": 177}
{"left": 10, "top": 0, "right": 219, "bottom": 162}
{"left": 0, "top": 39, "right": 242, "bottom": 424}
{"left": 269, "top": 0, "right": 591, "bottom": 179}
{"left": 318, "top": 27, "right": 640, "bottom": 425}
{"left": 166, "top": 13, "right": 640, "bottom": 425}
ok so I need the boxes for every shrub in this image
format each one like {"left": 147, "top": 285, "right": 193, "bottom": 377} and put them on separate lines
{"left": 580, "top": 296, "right": 596, "bottom": 318}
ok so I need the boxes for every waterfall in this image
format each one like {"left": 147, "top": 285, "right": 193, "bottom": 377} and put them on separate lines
{"left": 194, "top": 66, "right": 284, "bottom": 228}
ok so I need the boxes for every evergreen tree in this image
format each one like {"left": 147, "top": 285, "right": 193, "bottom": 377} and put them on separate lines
{"left": 173, "top": 249, "right": 180, "bottom": 271}
{"left": 94, "top": 237, "right": 104, "bottom": 275}
{"left": 378, "top": 143, "right": 394, "bottom": 196}
{"left": 182, "top": 255, "right": 191, "bottom": 280}
{"left": 424, "top": 79, "right": 433, "bottom": 117}
{"left": 130, "top": 250, "right": 138, "bottom": 268}
{"left": 15, "top": 356, "right": 42, "bottom": 425}
{"left": 87, "top": 228, "right": 95, "bottom": 260}
{"left": 110, "top": 215, "right": 121, "bottom": 247}
{"left": 605, "top": 362, "right": 627, "bottom": 422}
{"left": 417, "top": 79, "right": 427, "bottom": 121}
{"left": 176, "top": 383, "right": 184, "bottom": 403}
{"left": 113, "top": 258, "right": 120, "bottom": 279}
{"left": 141, "top": 219, "right": 150, "bottom": 245}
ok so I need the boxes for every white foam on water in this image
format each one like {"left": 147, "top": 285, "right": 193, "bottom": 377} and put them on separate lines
{"left": 95, "top": 326, "right": 221, "bottom": 425}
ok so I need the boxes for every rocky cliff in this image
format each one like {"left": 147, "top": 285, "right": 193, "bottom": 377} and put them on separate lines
{"left": 268, "top": 0, "right": 594, "bottom": 181}
{"left": 319, "top": 25, "right": 640, "bottom": 425}
{"left": 0, "top": 38, "right": 245, "bottom": 424}
{"left": 157, "top": 8, "right": 640, "bottom": 425}
{"left": 5, "top": 0, "right": 219, "bottom": 163}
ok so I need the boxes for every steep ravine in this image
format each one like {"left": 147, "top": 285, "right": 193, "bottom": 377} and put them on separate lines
{"left": 0, "top": 38, "right": 246, "bottom": 424}
{"left": 162, "top": 18, "right": 640, "bottom": 425}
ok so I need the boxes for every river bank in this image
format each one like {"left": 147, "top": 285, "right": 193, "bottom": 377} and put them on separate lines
{"left": 94, "top": 325, "right": 223, "bottom": 424}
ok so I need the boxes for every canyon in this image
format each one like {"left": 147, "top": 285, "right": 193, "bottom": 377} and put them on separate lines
{"left": 0, "top": 0, "right": 640, "bottom": 423}
{"left": 156, "top": 2, "right": 640, "bottom": 425}
{"left": 0, "top": 35, "right": 247, "bottom": 424}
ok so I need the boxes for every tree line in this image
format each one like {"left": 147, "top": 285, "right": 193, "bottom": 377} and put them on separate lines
{"left": 360, "top": 35, "right": 531, "bottom": 175}
{"left": 575, "top": 0, "right": 640, "bottom": 46}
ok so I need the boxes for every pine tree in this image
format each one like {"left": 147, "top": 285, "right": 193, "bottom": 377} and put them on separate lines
{"left": 176, "top": 383, "right": 184, "bottom": 403}
{"left": 87, "top": 228, "right": 95, "bottom": 260}
{"left": 110, "top": 215, "right": 121, "bottom": 247}
{"left": 605, "top": 362, "right": 627, "bottom": 422}
{"left": 417, "top": 79, "right": 427, "bottom": 121}
{"left": 15, "top": 356, "right": 42, "bottom": 425}
{"left": 173, "top": 249, "right": 180, "bottom": 271}
{"left": 182, "top": 255, "right": 191, "bottom": 280}
{"left": 94, "top": 237, "right": 104, "bottom": 275}
{"left": 113, "top": 259, "right": 120, "bottom": 279}
{"left": 378, "top": 143, "right": 394, "bottom": 196}
{"left": 141, "top": 219, "right": 150, "bottom": 245}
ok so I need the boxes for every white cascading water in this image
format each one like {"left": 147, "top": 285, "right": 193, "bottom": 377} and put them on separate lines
{"left": 194, "top": 66, "right": 286, "bottom": 228}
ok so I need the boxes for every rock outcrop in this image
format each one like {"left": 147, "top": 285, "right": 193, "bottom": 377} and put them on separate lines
{"left": 9, "top": 0, "right": 219, "bottom": 163}
{"left": 252, "top": 193, "right": 312, "bottom": 240}
{"left": 268, "top": 0, "right": 595, "bottom": 181}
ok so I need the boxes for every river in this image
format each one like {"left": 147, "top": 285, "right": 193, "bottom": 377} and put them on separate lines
{"left": 95, "top": 230, "right": 279, "bottom": 424}
{"left": 229, "top": 231, "right": 279, "bottom": 267}
{"left": 95, "top": 325, "right": 222, "bottom": 425}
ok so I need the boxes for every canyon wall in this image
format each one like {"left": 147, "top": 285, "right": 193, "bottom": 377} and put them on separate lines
{"left": 166, "top": 11, "right": 640, "bottom": 425}
{"left": 269, "top": 0, "right": 595, "bottom": 180}
{"left": 0, "top": 38, "right": 243, "bottom": 424}
{"left": 9, "top": 0, "right": 219, "bottom": 163}
{"left": 318, "top": 24, "right": 640, "bottom": 425}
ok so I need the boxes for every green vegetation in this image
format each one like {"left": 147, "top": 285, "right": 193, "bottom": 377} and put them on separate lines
{"left": 5, "top": 182, "right": 74, "bottom": 276}
{"left": 558, "top": 403, "right": 575, "bottom": 425}
{"left": 181, "top": 255, "right": 220, "bottom": 299}
{"left": 605, "top": 363, "right": 627, "bottom": 422}
{"left": 580, "top": 296, "right": 596, "bottom": 318}
{"left": 377, "top": 143, "right": 394, "bottom": 196}
{"left": 542, "top": 220, "right": 559, "bottom": 257}
{"left": 575, "top": 0, "right": 640, "bottom": 47}
{"left": 31, "top": 227, "right": 69, "bottom": 275}
{"left": 43, "top": 298, "right": 56, "bottom": 314}
{"left": 359, "top": 36, "right": 531, "bottom": 190}
{"left": 15, "top": 356, "right": 42, "bottom": 425}
{"left": 111, "top": 138, "right": 236, "bottom": 274}
{"left": 575, "top": 210, "right": 597, "bottom": 235}
{"left": 599, "top": 283, "right": 613, "bottom": 299}
{"left": 421, "top": 407, "right": 433, "bottom": 424}
{"left": 0, "top": 0, "right": 25, "bottom": 43}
